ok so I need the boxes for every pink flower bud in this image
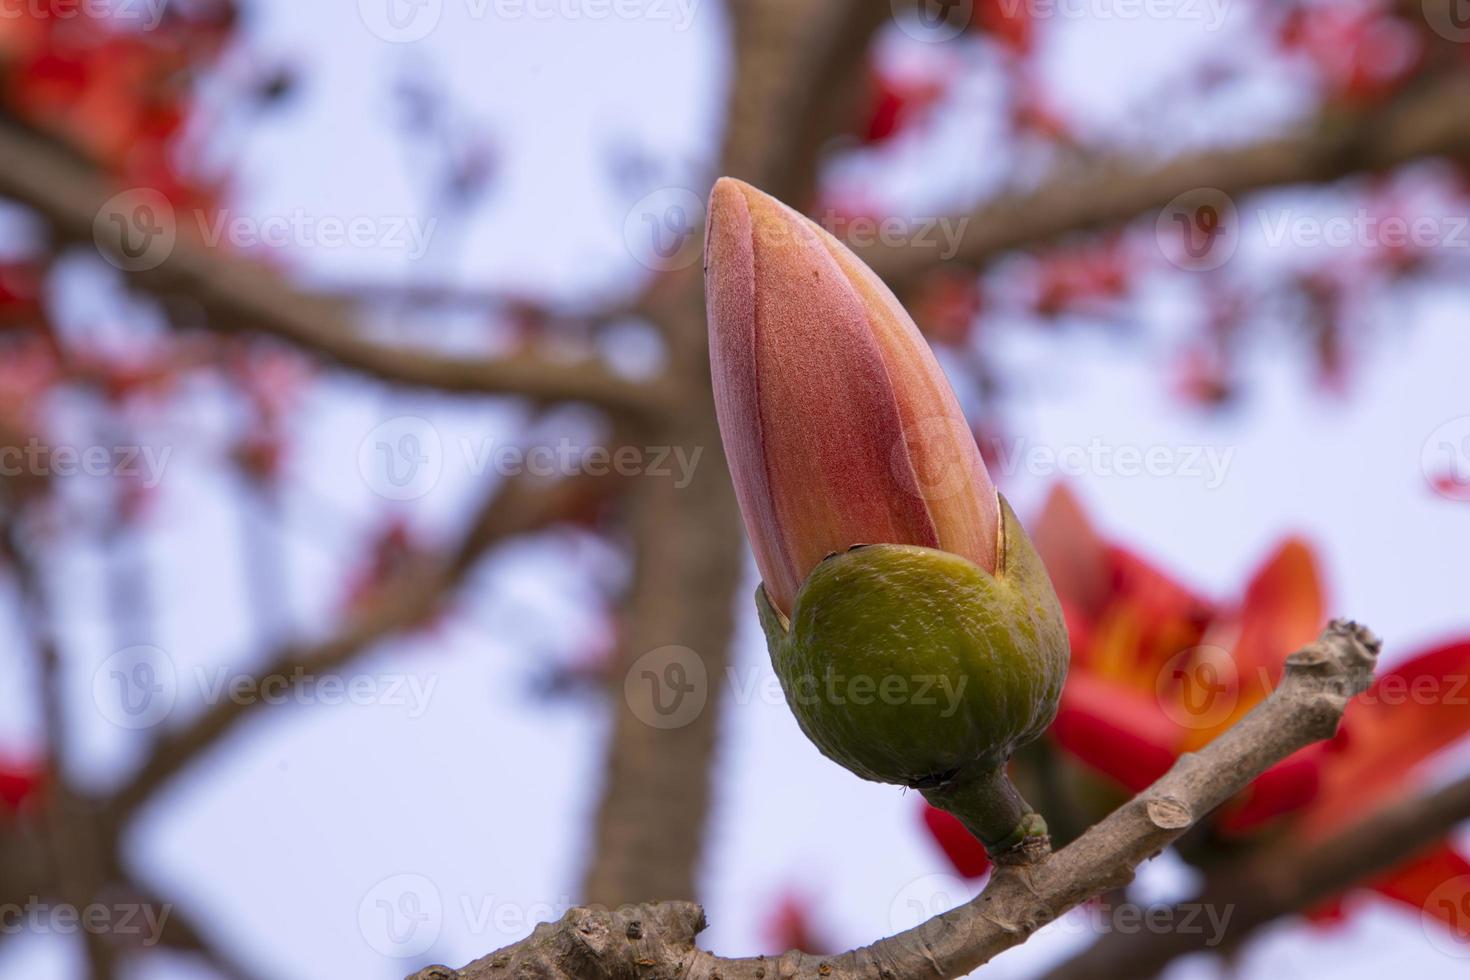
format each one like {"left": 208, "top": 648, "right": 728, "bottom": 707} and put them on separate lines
{"left": 705, "top": 177, "right": 999, "bottom": 617}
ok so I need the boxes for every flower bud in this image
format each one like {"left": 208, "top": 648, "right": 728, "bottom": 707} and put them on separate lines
{"left": 705, "top": 178, "right": 1069, "bottom": 860}
{"left": 704, "top": 177, "right": 999, "bottom": 619}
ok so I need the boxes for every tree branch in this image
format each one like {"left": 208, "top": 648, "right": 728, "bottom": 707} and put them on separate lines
{"left": 755, "top": 0, "right": 895, "bottom": 206}
{"left": 577, "top": 451, "right": 745, "bottom": 906}
{"left": 718, "top": 0, "right": 845, "bottom": 186}
{"left": 120, "top": 875, "right": 274, "bottom": 980}
{"left": 1037, "top": 772, "right": 1470, "bottom": 980}
{"left": 419, "top": 619, "right": 1380, "bottom": 980}
{"left": 104, "top": 471, "right": 604, "bottom": 821}
{"left": 6, "top": 518, "right": 127, "bottom": 979}
{"left": 0, "top": 118, "right": 668, "bottom": 418}
{"left": 858, "top": 74, "right": 1470, "bottom": 290}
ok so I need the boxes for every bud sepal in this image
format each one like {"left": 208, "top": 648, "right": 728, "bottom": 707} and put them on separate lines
{"left": 757, "top": 494, "right": 1068, "bottom": 860}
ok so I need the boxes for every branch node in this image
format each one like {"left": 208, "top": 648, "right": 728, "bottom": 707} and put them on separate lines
{"left": 993, "top": 831, "right": 1053, "bottom": 867}
{"left": 1145, "top": 796, "right": 1193, "bottom": 831}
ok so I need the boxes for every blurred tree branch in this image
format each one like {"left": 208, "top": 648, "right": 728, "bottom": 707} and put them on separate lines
{"left": 6, "top": 519, "right": 125, "bottom": 979}
{"left": 122, "top": 876, "right": 272, "bottom": 980}
{"left": 859, "top": 74, "right": 1470, "bottom": 290}
{"left": 580, "top": 450, "right": 744, "bottom": 905}
{"left": 0, "top": 117, "right": 669, "bottom": 418}
{"left": 1037, "top": 773, "right": 1470, "bottom": 980}
{"left": 419, "top": 621, "right": 1381, "bottom": 980}
{"left": 725, "top": 0, "right": 894, "bottom": 205}
{"left": 105, "top": 471, "right": 605, "bottom": 822}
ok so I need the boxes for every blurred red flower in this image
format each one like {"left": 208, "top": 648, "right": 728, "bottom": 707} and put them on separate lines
{"left": 0, "top": 758, "right": 45, "bottom": 813}
{"left": 761, "top": 890, "right": 834, "bottom": 955}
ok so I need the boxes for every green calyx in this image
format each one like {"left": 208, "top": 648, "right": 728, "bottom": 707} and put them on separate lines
{"left": 757, "top": 495, "right": 1069, "bottom": 858}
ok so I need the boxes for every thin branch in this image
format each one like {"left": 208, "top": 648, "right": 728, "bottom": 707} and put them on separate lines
{"left": 0, "top": 118, "right": 668, "bottom": 418}
{"left": 313, "top": 281, "right": 639, "bottom": 320}
{"left": 1, "top": 518, "right": 64, "bottom": 771}
{"left": 857, "top": 74, "right": 1470, "bottom": 290}
{"left": 116, "top": 876, "right": 273, "bottom": 980}
{"left": 420, "top": 619, "right": 1381, "bottom": 980}
{"left": 1037, "top": 772, "right": 1470, "bottom": 980}
{"left": 104, "top": 472, "right": 604, "bottom": 821}
{"left": 6, "top": 517, "right": 125, "bottom": 979}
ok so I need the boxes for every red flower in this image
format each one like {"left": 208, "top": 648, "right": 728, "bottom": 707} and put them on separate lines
{"left": 1010, "top": 484, "right": 1470, "bottom": 925}
{"left": 911, "top": 274, "right": 983, "bottom": 347}
{"left": 762, "top": 890, "right": 834, "bottom": 955}
{"left": 975, "top": 0, "right": 1034, "bottom": 55}
{"left": 921, "top": 804, "right": 990, "bottom": 880}
{"left": 860, "top": 69, "right": 945, "bottom": 146}
{"left": 1030, "top": 240, "right": 1131, "bottom": 318}
{"left": 1278, "top": 7, "right": 1421, "bottom": 105}
{"left": 0, "top": 759, "right": 45, "bottom": 813}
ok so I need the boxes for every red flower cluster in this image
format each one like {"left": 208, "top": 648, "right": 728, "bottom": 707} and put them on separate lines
{"left": 1276, "top": 3, "right": 1422, "bottom": 105}
{"left": 0, "top": 2, "right": 234, "bottom": 208}
{"left": 924, "top": 484, "right": 1470, "bottom": 930}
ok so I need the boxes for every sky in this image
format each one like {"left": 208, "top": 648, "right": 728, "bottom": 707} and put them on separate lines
{"left": 2, "top": 1, "right": 1469, "bottom": 978}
